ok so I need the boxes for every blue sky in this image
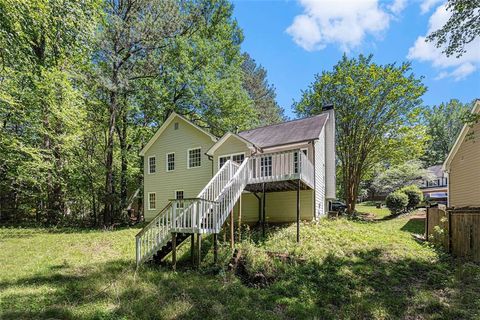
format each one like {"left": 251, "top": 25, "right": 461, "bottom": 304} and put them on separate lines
{"left": 232, "top": 0, "right": 480, "bottom": 118}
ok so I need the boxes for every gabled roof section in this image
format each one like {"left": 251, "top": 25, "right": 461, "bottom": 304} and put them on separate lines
{"left": 443, "top": 100, "right": 480, "bottom": 171}
{"left": 237, "top": 113, "right": 329, "bottom": 149}
{"left": 206, "top": 132, "right": 259, "bottom": 156}
{"left": 139, "top": 112, "right": 217, "bottom": 156}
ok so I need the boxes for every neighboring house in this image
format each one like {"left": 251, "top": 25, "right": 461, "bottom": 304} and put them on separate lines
{"left": 136, "top": 106, "right": 336, "bottom": 265}
{"left": 420, "top": 165, "right": 448, "bottom": 205}
{"left": 443, "top": 100, "right": 480, "bottom": 208}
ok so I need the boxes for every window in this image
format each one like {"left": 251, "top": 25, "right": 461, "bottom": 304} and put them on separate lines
{"left": 294, "top": 149, "right": 308, "bottom": 174}
{"left": 166, "top": 153, "right": 175, "bottom": 172}
{"left": 175, "top": 190, "right": 184, "bottom": 209}
{"left": 218, "top": 153, "right": 245, "bottom": 169}
{"left": 232, "top": 154, "right": 245, "bottom": 164}
{"left": 260, "top": 156, "right": 272, "bottom": 177}
{"left": 148, "top": 193, "right": 156, "bottom": 210}
{"left": 188, "top": 148, "right": 201, "bottom": 168}
{"left": 148, "top": 156, "right": 156, "bottom": 174}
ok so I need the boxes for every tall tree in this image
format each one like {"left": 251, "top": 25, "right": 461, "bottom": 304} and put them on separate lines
{"left": 241, "top": 53, "right": 285, "bottom": 125}
{"left": 427, "top": 0, "right": 480, "bottom": 57}
{"left": 295, "top": 54, "right": 426, "bottom": 214}
{"left": 0, "top": 0, "right": 100, "bottom": 223}
{"left": 423, "top": 99, "right": 471, "bottom": 166}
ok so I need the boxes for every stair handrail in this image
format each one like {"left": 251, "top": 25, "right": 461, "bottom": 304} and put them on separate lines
{"left": 197, "top": 159, "right": 239, "bottom": 202}
{"left": 200, "top": 157, "right": 250, "bottom": 233}
{"left": 136, "top": 202, "right": 173, "bottom": 238}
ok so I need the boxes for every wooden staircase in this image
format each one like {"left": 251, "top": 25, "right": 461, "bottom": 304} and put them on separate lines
{"left": 151, "top": 232, "right": 190, "bottom": 263}
{"left": 135, "top": 150, "right": 315, "bottom": 266}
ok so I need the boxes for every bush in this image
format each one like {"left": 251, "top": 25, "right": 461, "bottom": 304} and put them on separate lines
{"left": 399, "top": 185, "right": 423, "bottom": 210}
{"left": 386, "top": 191, "right": 408, "bottom": 214}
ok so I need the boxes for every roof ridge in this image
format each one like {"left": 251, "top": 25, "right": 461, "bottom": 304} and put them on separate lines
{"left": 239, "top": 112, "right": 328, "bottom": 134}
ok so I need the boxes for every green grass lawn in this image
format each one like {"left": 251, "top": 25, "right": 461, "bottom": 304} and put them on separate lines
{"left": 1, "top": 208, "right": 479, "bottom": 319}
{"left": 356, "top": 203, "right": 392, "bottom": 219}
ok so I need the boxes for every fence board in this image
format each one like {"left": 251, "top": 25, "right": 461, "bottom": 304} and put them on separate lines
{"left": 427, "top": 206, "right": 480, "bottom": 262}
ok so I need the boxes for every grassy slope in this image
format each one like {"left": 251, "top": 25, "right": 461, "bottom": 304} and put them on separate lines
{"left": 1, "top": 208, "right": 479, "bottom": 319}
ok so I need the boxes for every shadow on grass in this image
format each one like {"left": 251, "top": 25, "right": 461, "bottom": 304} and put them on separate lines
{"left": 401, "top": 217, "right": 425, "bottom": 234}
{"left": 1, "top": 246, "right": 478, "bottom": 320}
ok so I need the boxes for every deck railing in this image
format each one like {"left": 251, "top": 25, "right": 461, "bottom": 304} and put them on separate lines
{"left": 248, "top": 150, "right": 314, "bottom": 187}
{"left": 136, "top": 151, "right": 315, "bottom": 265}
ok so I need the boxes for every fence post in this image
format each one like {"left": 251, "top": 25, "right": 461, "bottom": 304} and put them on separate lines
{"left": 448, "top": 209, "right": 453, "bottom": 253}
{"left": 425, "top": 207, "right": 429, "bottom": 240}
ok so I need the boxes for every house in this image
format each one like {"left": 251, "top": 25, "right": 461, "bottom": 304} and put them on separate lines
{"left": 420, "top": 165, "right": 448, "bottom": 205}
{"left": 443, "top": 100, "right": 480, "bottom": 208}
{"left": 136, "top": 105, "right": 336, "bottom": 265}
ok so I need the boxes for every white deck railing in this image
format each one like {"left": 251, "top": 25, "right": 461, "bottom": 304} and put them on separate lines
{"left": 136, "top": 151, "right": 315, "bottom": 265}
{"left": 248, "top": 150, "right": 314, "bottom": 188}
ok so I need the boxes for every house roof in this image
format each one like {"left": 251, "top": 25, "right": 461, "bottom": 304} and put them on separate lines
{"left": 443, "top": 99, "right": 480, "bottom": 171}
{"left": 139, "top": 112, "right": 217, "bottom": 156}
{"left": 427, "top": 165, "right": 444, "bottom": 178}
{"left": 237, "top": 113, "right": 329, "bottom": 149}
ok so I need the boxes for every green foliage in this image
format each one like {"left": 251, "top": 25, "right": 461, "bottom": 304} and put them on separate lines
{"left": 241, "top": 53, "right": 285, "bottom": 126}
{"left": 399, "top": 185, "right": 424, "bottom": 210}
{"left": 386, "top": 191, "right": 409, "bottom": 214}
{"left": 0, "top": 0, "right": 258, "bottom": 225}
{"left": 423, "top": 99, "right": 472, "bottom": 166}
{"left": 295, "top": 54, "right": 427, "bottom": 213}
{"left": 372, "top": 160, "right": 433, "bottom": 194}
{"left": 426, "top": 0, "right": 480, "bottom": 57}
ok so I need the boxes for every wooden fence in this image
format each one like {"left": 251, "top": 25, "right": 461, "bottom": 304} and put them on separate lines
{"left": 426, "top": 205, "right": 480, "bottom": 262}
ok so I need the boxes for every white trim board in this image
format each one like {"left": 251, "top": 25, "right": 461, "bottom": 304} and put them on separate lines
{"left": 206, "top": 132, "right": 258, "bottom": 156}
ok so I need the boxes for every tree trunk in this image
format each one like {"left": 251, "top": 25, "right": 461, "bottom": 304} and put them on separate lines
{"left": 118, "top": 109, "right": 128, "bottom": 220}
{"left": 104, "top": 90, "right": 117, "bottom": 226}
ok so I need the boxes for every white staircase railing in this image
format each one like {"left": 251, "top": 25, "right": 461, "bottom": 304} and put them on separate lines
{"left": 136, "top": 151, "right": 314, "bottom": 265}
{"left": 135, "top": 160, "right": 243, "bottom": 265}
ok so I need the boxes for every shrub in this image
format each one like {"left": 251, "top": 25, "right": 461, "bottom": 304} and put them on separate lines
{"left": 386, "top": 191, "right": 408, "bottom": 214}
{"left": 399, "top": 185, "right": 423, "bottom": 210}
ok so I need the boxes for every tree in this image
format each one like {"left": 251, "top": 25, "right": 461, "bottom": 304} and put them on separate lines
{"left": 241, "top": 53, "right": 285, "bottom": 125}
{"left": 423, "top": 99, "right": 471, "bottom": 166}
{"left": 426, "top": 0, "right": 480, "bottom": 57}
{"left": 372, "top": 161, "right": 434, "bottom": 195}
{"left": 295, "top": 54, "right": 426, "bottom": 214}
{"left": 0, "top": 0, "right": 100, "bottom": 224}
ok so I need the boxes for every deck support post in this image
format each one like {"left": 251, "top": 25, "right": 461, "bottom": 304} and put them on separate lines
{"left": 262, "top": 183, "right": 266, "bottom": 238}
{"left": 296, "top": 179, "right": 300, "bottom": 243}
{"left": 238, "top": 195, "right": 242, "bottom": 242}
{"left": 230, "top": 209, "right": 234, "bottom": 250}
{"left": 196, "top": 233, "right": 202, "bottom": 268}
{"left": 190, "top": 234, "right": 195, "bottom": 265}
{"left": 172, "top": 232, "right": 177, "bottom": 271}
{"left": 213, "top": 233, "right": 218, "bottom": 264}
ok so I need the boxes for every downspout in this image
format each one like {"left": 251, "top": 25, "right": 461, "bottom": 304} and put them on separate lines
{"left": 206, "top": 154, "right": 214, "bottom": 177}
{"left": 312, "top": 140, "right": 316, "bottom": 219}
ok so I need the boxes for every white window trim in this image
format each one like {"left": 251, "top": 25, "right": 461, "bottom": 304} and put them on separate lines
{"left": 147, "top": 192, "right": 156, "bottom": 210}
{"left": 174, "top": 190, "right": 184, "bottom": 209}
{"left": 218, "top": 152, "right": 246, "bottom": 169}
{"left": 187, "top": 147, "right": 202, "bottom": 169}
{"left": 301, "top": 148, "right": 308, "bottom": 156}
{"left": 147, "top": 155, "right": 156, "bottom": 174}
{"left": 166, "top": 152, "right": 175, "bottom": 172}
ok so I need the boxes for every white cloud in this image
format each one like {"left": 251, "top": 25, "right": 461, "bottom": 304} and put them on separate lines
{"left": 420, "top": 0, "right": 443, "bottom": 14}
{"left": 286, "top": 0, "right": 403, "bottom": 52}
{"left": 407, "top": 4, "right": 480, "bottom": 81}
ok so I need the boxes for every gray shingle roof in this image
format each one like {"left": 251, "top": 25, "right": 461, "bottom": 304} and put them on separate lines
{"left": 238, "top": 113, "right": 328, "bottom": 149}
{"left": 427, "top": 165, "right": 444, "bottom": 178}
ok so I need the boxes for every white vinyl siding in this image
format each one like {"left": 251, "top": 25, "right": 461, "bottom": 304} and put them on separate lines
{"left": 166, "top": 153, "right": 175, "bottom": 172}
{"left": 148, "top": 192, "right": 156, "bottom": 210}
{"left": 188, "top": 148, "right": 201, "bottom": 168}
{"left": 148, "top": 156, "right": 156, "bottom": 174}
{"left": 143, "top": 115, "right": 214, "bottom": 221}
